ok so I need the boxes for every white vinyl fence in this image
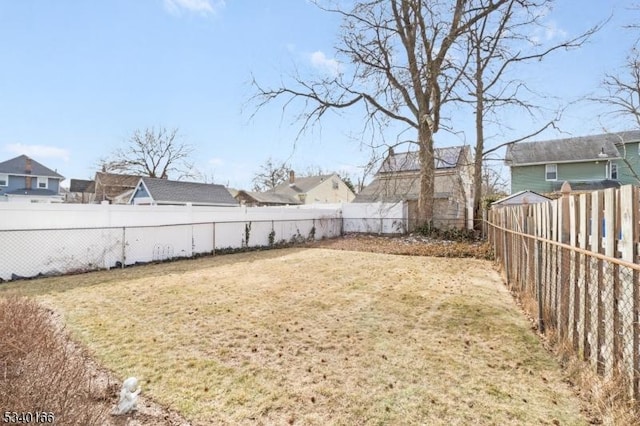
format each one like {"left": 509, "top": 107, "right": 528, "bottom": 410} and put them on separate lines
{"left": 0, "top": 201, "right": 406, "bottom": 281}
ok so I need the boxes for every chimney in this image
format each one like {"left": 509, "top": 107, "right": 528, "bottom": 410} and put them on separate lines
{"left": 25, "top": 157, "right": 32, "bottom": 174}
{"left": 289, "top": 170, "right": 295, "bottom": 184}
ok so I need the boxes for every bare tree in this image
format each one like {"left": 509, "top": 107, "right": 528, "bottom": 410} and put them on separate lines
{"left": 595, "top": 4, "right": 640, "bottom": 127}
{"left": 457, "top": 0, "right": 601, "bottom": 228}
{"left": 482, "top": 161, "right": 509, "bottom": 196}
{"left": 599, "top": 48, "right": 640, "bottom": 127}
{"left": 252, "top": 0, "right": 515, "bottom": 226}
{"left": 104, "top": 127, "right": 195, "bottom": 179}
{"left": 252, "top": 158, "right": 291, "bottom": 191}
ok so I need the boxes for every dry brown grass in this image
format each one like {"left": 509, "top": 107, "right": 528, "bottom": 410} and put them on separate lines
{"left": 309, "top": 233, "right": 493, "bottom": 259}
{"left": 1, "top": 248, "right": 587, "bottom": 425}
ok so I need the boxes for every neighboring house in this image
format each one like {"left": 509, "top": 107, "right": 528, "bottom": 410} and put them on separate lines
{"left": 67, "top": 179, "right": 96, "bottom": 203}
{"left": 241, "top": 171, "right": 356, "bottom": 206}
{"left": 0, "top": 155, "right": 65, "bottom": 203}
{"left": 129, "top": 177, "right": 238, "bottom": 206}
{"left": 235, "top": 190, "right": 302, "bottom": 206}
{"left": 490, "top": 190, "right": 551, "bottom": 207}
{"left": 505, "top": 130, "right": 640, "bottom": 194}
{"left": 354, "top": 146, "right": 474, "bottom": 229}
{"left": 94, "top": 172, "right": 141, "bottom": 204}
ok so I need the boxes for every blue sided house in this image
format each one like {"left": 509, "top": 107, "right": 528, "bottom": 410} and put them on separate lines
{"left": 0, "top": 155, "right": 65, "bottom": 203}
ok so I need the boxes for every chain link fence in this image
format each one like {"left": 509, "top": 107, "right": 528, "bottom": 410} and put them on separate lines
{"left": 488, "top": 185, "right": 640, "bottom": 402}
{"left": 0, "top": 218, "right": 343, "bottom": 281}
{"left": 0, "top": 215, "right": 424, "bottom": 282}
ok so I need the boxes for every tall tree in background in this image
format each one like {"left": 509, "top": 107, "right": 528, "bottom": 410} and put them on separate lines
{"left": 252, "top": 158, "right": 291, "bottom": 191}
{"left": 104, "top": 127, "right": 195, "bottom": 179}
{"left": 458, "top": 0, "right": 599, "bottom": 228}
{"left": 253, "top": 0, "right": 514, "bottom": 226}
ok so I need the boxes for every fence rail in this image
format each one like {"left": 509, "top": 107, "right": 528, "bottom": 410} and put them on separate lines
{"left": 487, "top": 184, "right": 640, "bottom": 401}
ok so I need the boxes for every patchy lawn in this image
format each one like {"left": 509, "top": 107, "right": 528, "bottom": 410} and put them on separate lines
{"left": 1, "top": 248, "right": 587, "bottom": 425}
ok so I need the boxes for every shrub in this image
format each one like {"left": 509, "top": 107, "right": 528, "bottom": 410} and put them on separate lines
{"left": 415, "top": 225, "right": 480, "bottom": 242}
{"left": 0, "top": 296, "right": 111, "bottom": 425}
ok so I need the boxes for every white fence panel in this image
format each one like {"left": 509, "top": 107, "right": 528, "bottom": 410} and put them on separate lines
{"left": 342, "top": 202, "right": 406, "bottom": 234}
{"left": 0, "top": 202, "right": 406, "bottom": 281}
{"left": 213, "top": 222, "right": 244, "bottom": 249}
{"left": 193, "top": 223, "right": 215, "bottom": 255}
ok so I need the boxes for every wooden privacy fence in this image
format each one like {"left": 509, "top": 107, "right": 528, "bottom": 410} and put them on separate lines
{"left": 487, "top": 184, "right": 640, "bottom": 401}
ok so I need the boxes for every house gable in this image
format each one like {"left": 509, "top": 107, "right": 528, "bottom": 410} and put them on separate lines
{"left": 491, "top": 190, "right": 551, "bottom": 207}
{"left": 0, "top": 155, "right": 64, "bottom": 202}
{"left": 94, "top": 172, "right": 141, "bottom": 202}
{"left": 268, "top": 172, "right": 355, "bottom": 204}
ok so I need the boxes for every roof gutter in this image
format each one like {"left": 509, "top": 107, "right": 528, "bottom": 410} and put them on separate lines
{"left": 506, "top": 157, "right": 622, "bottom": 167}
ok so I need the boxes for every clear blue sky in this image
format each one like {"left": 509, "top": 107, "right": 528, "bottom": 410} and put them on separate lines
{"left": 0, "top": 1, "right": 635, "bottom": 189}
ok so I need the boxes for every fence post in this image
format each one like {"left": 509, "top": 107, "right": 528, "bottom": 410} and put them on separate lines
{"left": 212, "top": 222, "right": 216, "bottom": 256}
{"left": 618, "top": 185, "right": 637, "bottom": 396}
{"left": 121, "top": 227, "right": 126, "bottom": 268}
{"left": 556, "top": 182, "right": 571, "bottom": 339}
{"left": 536, "top": 238, "right": 545, "bottom": 334}
{"left": 503, "top": 213, "right": 510, "bottom": 285}
{"left": 603, "top": 188, "right": 616, "bottom": 378}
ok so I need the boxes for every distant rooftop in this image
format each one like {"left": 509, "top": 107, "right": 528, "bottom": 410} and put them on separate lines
{"left": 505, "top": 131, "right": 640, "bottom": 166}
{"left": 0, "top": 154, "right": 64, "bottom": 179}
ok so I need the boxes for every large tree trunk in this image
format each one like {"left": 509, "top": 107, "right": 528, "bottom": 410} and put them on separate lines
{"left": 417, "top": 122, "right": 435, "bottom": 228}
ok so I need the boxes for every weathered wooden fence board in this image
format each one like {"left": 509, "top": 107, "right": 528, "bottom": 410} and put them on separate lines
{"left": 488, "top": 184, "right": 640, "bottom": 402}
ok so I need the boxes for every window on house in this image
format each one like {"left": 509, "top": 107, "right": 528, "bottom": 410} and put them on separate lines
{"left": 545, "top": 164, "right": 557, "bottom": 181}
{"left": 37, "top": 177, "right": 48, "bottom": 189}
{"left": 610, "top": 162, "right": 618, "bottom": 180}
{"left": 0, "top": 174, "right": 7, "bottom": 187}
{"left": 332, "top": 180, "right": 339, "bottom": 190}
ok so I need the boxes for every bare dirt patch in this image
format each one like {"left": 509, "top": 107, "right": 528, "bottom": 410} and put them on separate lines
{"left": 1, "top": 246, "right": 589, "bottom": 425}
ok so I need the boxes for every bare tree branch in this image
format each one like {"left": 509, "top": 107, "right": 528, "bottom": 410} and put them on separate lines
{"left": 250, "top": 0, "right": 518, "bottom": 226}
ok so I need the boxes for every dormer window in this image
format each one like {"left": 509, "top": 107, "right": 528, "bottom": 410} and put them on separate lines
{"left": 545, "top": 164, "right": 557, "bottom": 181}
{"left": 332, "top": 180, "right": 339, "bottom": 190}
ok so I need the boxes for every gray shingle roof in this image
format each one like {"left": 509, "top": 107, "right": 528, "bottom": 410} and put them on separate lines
{"left": 505, "top": 131, "right": 640, "bottom": 165}
{"left": 551, "top": 179, "right": 621, "bottom": 192}
{"left": 378, "top": 146, "right": 466, "bottom": 174}
{"left": 491, "top": 190, "right": 551, "bottom": 206}
{"left": 0, "top": 155, "right": 64, "bottom": 178}
{"left": 238, "top": 190, "right": 301, "bottom": 205}
{"left": 270, "top": 174, "right": 337, "bottom": 198}
{"left": 264, "top": 173, "right": 338, "bottom": 200}
{"left": 140, "top": 177, "right": 238, "bottom": 206}
{"left": 69, "top": 179, "right": 95, "bottom": 193}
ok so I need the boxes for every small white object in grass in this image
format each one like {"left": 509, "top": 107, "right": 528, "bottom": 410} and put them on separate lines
{"left": 113, "top": 377, "right": 141, "bottom": 415}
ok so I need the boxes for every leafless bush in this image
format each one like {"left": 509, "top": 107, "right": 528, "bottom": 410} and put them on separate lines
{"left": 0, "top": 296, "right": 111, "bottom": 425}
